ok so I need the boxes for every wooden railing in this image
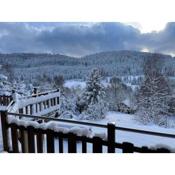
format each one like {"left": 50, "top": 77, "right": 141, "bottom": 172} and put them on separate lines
{"left": 8, "top": 89, "right": 60, "bottom": 116}
{"left": 0, "top": 111, "right": 174, "bottom": 153}
{"left": 0, "top": 95, "right": 12, "bottom": 106}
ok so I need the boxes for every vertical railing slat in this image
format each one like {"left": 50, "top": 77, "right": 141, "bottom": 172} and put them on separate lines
{"left": 36, "top": 129, "right": 43, "bottom": 153}
{"left": 19, "top": 126, "right": 26, "bottom": 153}
{"left": 107, "top": 123, "right": 116, "bottom": 153}
{"left": 58, "top": 133, "right": 63, "bottom": 153}
{"left": 27, "top": 126, "right": 35, "bottom": 153}
{"left": 46, "top": 129, "right": 55, "bottom": 153}
{"left": 11, "top": 124, "right": 19, "bottom": 153}
{"left": 93, "top": 136, "right": 103, "bottom": 153}
{"left": 68, "top": 133, "right": 77, "bottom": 153}
{"left": 0, "top": 111, "right": 9, "bottom": 152}
{"left": 82, "top": 136, "right": 87, "bottom": 153}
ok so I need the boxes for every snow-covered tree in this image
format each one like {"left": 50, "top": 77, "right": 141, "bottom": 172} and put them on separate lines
{"left": 136, "top": 55, "right": 171, "bottom": 125}
{"left": 0, "top": 74, "right": 11, "bottom": 95}
{"left": 76, "top": 68, "right": 108, "bottom": 120}
{"left": 106, "top": 76, "right": 135, "bottom": 111}
{"left": 59, "top": 88, "right": 77, "bottom": 119}
{"left": 52, "top": 75, "right": 65, "bottom": 89}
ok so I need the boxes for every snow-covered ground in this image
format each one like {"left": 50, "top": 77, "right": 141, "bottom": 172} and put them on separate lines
{"left": 104, "top": 112, "right": 175, "bottom": 150}
{"left": 64, "top": 79, "right": 138, "bottom": 91}
{"left": 64, "top": 79, "right": 109, "bottom": 89}
{"left": 0, "top": 111, "right": 175, "bottom": 152}
{"left": 64, "top": 80, "right": 86, "bottom": 89}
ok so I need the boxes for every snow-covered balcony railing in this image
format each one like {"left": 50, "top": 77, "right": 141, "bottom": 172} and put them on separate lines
{"left": 0, "top": 95, "right": 12, "bottom": 106}
{"left": 1, "top": 111, "right": 175, "bottom": 153}
{"left": 8, "top": 89, "right": 60, "bottom": 116}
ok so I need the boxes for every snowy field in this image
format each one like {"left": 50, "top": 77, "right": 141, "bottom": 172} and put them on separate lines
{"left": 104, "top": 112, "right": 175, "bottom": 150}
{"left": 64, "top": 79, "right": 138, "bottom": 91}
{"left": 64, "top": 80, "right": 86, "bottom": 89}
{"left": 0, "top": 111, "right": 175, "bottom": 152}
{"left": 64, "top": 79, "right": 110, "bottom": 89}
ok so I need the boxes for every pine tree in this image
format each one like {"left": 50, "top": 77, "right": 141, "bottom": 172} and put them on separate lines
{"left": 137, "top": 55, "right": 171, "bottom": 125}
{"left": 77, "top": 68, "right": 108, "bottom": 120}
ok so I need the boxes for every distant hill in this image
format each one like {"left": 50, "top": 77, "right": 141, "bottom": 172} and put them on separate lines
{"left": 0, "top": 50, "right": 175, "bottom": 83}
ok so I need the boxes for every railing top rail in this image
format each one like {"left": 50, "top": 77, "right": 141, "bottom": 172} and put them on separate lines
{"left": 8, "top": 112, "right": 107, "bottom": 128}
{"left": 19, "top": 89, "right": 59, "bottom": 100}
{"left": 7, "top": 112, "right": 175, "bottom": 139}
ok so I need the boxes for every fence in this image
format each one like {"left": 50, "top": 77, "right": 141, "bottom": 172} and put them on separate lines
{"left": 3, "top": 89, "right": 60, "bottom": 117}
{"left": 1, "top": 111, "right": 174, "bottom": 153}
{"left": 0, "top": 95, "right": 12, "bottom": 106}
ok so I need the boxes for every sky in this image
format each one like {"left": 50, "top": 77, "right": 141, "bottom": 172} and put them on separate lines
{"left": 0, "top": 22, "right": 174, "bottom": 57}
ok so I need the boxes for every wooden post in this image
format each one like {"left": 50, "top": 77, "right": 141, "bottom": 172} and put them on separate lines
{"left": 50, "top": 99, "right": 53, "bottom": 106}
{"left": 53, "top": 98, "right": 56, "bottom": 106}
{"left": 46, "top": 100, "right": 49, "bottom": 108}
{"left": 19, "top": 126, "right": 26, "bottom": 153}
{"left": 35, "top": 104, "right": 38, "bottom": 113}
{"left": 58, "top": 133, "right": 63, "bottom": 153}
{"left": 93, "top": 136, "right": 103, "bottom": 153}
{"left": 68, "top": 133, "right": 77, "bottom": 153}
{"left": 27, "top": 126, "right": 35, "bottom": 153}
{"left": 82, "top": 136, "right": 87, "bottom": 153}
{"left": 39, "top": 103, "right": 42, "bottom": 111}
{"left": 48, "top": 100, "right": 51, "bottom": 108}
{"left": 122, "top": 142, "right": 134, "bottom": 153}
{"left": 36, "top": 129, "right": 43, "bottom": 153}
{"left": 11, "top": 124, "right": 19, "bottom": 153}
{"left": 46, "top": 129, "right": 55, "bottom": 153}
{"left": 0, "top": 111, "right": 9, "bottom": 152}
{"left": 107, "top": 123, "right": 116, "bottom": 153}
{"left": 30, "top": 105, "right": 33, "bottom": 115}
{"left": 25, "top": 106, "right": 28, "bottom": 114}
{"left": 23, "top": 130, "right": 29, "bottom": 153}
{"left": 57, "top": 97, "right": 59, "bottom": 105}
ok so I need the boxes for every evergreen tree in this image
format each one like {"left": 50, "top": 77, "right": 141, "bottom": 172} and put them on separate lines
{"left": 137, "top": 54, "right": 171, "bottom": 125}
{"left": 76, "top": 68, "right": 108, "bottom": 120}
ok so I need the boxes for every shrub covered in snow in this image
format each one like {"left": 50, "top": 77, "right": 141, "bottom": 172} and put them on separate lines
{"left": 59, "top": 88, "right": 78, "bottom": 119}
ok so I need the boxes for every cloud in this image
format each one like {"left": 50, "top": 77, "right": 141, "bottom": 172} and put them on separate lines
{"left": 0, "top": 22, "right": 174, "bottom": 56}
{"left": 141, "top": 23, "right": 175, "bottom": 55}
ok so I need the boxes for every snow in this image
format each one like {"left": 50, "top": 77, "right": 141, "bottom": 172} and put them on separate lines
{"left": 104, "top": 112, "right": 175, "bottom": 150}
{"left": 0, "top": 106, "right": 7, "bottom": 111}
{"left": 0, "top": 74, "right": 7, "bottom": 81}
{"left": 64, "top": 79, "right": 110, "bottom": 89}
{"left": 1, "top": 111, "right": 175, "bottom": 152}
{"left": 18, "top": 91, "right": 60, "bottom": 108}
{"left": 64, "top": 80, "right": 86, "bottom": 89}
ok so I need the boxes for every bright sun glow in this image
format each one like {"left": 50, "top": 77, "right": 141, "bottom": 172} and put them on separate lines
{"left": 141, "top": 48, "right": 150, "bottom": 52}
{"left": 126, "top": 22, "right": 167, "bottom": 33}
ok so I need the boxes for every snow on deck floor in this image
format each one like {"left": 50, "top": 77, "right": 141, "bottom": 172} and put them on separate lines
{"left": 0, "top": 111, "right": 175, "bottom": 152}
